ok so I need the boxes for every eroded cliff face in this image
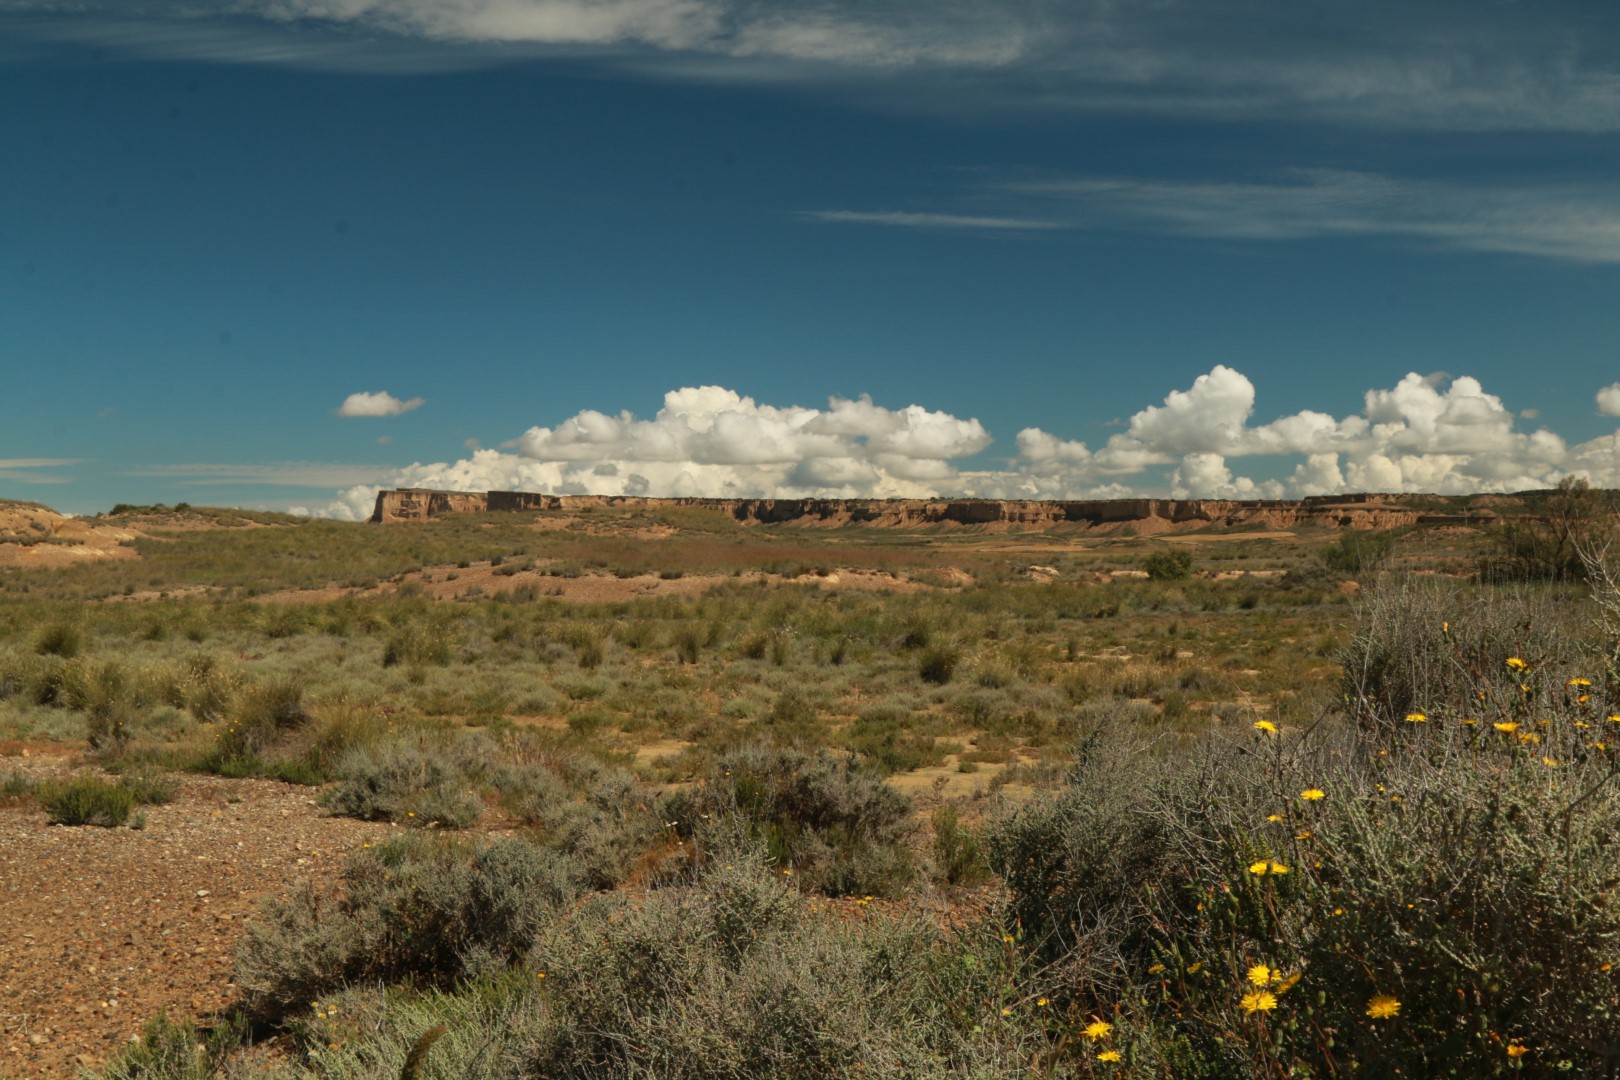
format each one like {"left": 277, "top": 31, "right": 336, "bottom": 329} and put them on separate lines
{"left": 371, "top": 488, "right": 1500, "bottom": 532}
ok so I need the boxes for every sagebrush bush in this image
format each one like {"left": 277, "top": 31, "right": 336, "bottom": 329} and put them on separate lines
{"left": 235, "top": 835, "right": 582, "bottom": 1020}
{"left": 698, "top": 744, "right": 915, "bottom": 896}
{"left": 1340, "top": 575, "right": 1586, "bottom": 732}
{"left": 323, "top": 738, "right": 482, "bottom": 827}
{"left": 989, "top": 598, "right": 1620, "bottom": 1076}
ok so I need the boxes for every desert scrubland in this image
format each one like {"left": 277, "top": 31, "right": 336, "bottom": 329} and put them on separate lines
{"left": 2, "top": 488, "right": 1617, "bottom": 1077}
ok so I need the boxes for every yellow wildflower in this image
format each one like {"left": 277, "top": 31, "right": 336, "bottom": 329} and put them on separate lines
{"left": 1506, "top": 1044, "right": 1528, "bottom": 1058}
{"left": 1495, "top": 722, "right": 1520, "bottom": 734}
{"left": 1247, "top": 964, "right": 1274, "bottom": 987}
{"left": 1241, "top": 990, "right": 1278, "bottom": 1014}
{"left": 1266, "top": 813, "right": 1283, "bottom": 822}
{"left": 1083, "top": 1020, "right": 1113, "bottom": 1041}
{"left": 1542, "top": 757, "right": 1559, "bottom": 767}
{"left": 1037, "top": 997, "right": 1050, "bottom": 1007}
{"left": 1517, "top": 731, "right": 1541, "bottom": 745}
{"left": 1277, "top": 971, "right": 1302, "bottom": 993}
{"left": 1506, "top": 657, "right": 1527, "bottom": 671}
{"left": 1365, "top": 995, "right": 1401, "bottom": 1019}
{"left": 1248, "top": 860, "right": 1271, "bottom": 875}
{"left": 1405, "top": 712, "right": 1427, "bottom": 723}
{"left": 1300, "top": 788, "right": 1326, "bottom": 801}
{"left": 1098, "top": 1050, "right": 1122, "bottom": 1062}
{"left": 1253, "top": 720, "right": 1277, "bottom": 735}
{"left": 1569, "top": 677, "right": 1593, "bottom": 687}
{"left": 1186, "top": 961, "right": 1203, "bottom": 974}
{"left": 1269, "top": 861, "right": 1289, "bottom": 875}
{"left": 1147, "top": 963, "right": 1165, "bottom": 974}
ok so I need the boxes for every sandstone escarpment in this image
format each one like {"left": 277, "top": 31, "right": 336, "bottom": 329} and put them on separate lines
{"left": 370, "top": 488, "right": 1505, "bottom": 532}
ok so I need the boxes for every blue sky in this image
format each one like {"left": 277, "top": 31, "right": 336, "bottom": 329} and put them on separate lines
{"left": 4, "top": 1, "right": 1620, "bottom": 516}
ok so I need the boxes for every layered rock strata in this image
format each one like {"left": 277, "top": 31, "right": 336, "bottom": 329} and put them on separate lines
{"left": 371, "top": 489, "right": 1501, "bottom": 532}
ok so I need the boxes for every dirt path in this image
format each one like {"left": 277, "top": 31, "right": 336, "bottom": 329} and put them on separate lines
{"left": 0, "top": 758, "right": 393, "bottom": 1078}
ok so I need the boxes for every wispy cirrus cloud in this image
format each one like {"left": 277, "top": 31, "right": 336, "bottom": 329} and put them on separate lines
{"left": 1000, "top": 169, "right": 1620, "bottom": 263}
{"left": 8, "top": 1, "right": 1620, "bottom": 132}
{"left": 0, "top": 458, "right": 82, "bottom": 485}
{"left": 798, "top": 209, "right": 1065, "bottom": 232}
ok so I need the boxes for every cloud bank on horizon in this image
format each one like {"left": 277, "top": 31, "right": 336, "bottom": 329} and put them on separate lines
{"left": 304, "top": 369, "right": 1620, "bottom": 519}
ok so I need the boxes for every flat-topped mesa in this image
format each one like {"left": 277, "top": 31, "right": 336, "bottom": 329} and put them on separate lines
{"left": 370, "top": 488, "right": 1501, "bottom": 531}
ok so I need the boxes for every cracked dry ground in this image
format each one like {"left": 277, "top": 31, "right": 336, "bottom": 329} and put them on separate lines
{"left": 1, "top": 753, "right": 394, "bottom": 1078}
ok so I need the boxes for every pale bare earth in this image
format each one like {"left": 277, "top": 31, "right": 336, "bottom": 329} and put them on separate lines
{"left": 0, "top": 751, "right": 392, "bottom": 1079}
{"left": 0, "top": 506, "right": 142, "bottom": 569}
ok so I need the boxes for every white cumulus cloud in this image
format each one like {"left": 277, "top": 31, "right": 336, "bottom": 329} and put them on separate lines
{"left": 302, "top": 372, "right": 1620, "bottom": 519}
{"left": 1598, "top": 383, "right": 1620, "bottom": 417}
{"left": 337, "top": 390, "right": 425, "bottom": 417}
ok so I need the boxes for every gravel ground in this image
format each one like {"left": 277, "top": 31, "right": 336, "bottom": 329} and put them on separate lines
{"left": 0, "top": 754, "right": 392, "bottom": 1078}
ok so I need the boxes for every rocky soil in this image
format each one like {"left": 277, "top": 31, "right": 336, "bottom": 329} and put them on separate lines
{"left": 0, "top": 752, "right": 390, "bottom": 1078}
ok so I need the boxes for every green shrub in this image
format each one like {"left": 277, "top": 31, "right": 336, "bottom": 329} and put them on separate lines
{"left": 95, "top": 1011, "right": 244, "bottom": 1080}
{"left": 1144, "top": 549, "right": 1194, "bottom": 580}
{"left": 42, "top": 773, "right": 135, "bottom": 826}
{"left": 117, "top": 764, "right": 179, "bottom": 805}
{"left": 34, "top": 621, "right": 81, "bottom": 658}
{"left": 83, "top": 660, "right": 140, "bottom": 749}
{"left": 931, "top": 804, "right": 989, "bottom": 887}
{"left": 1319, "top": 528, "right": 1397, "bottom": 576}
{"left": 215, "top": 676, "right": 307, "bottom": 762}
{"left": 575, "top": 633, "right": 605, "bottom": 670}
{"left": 848, "top": 727, "right": 948, "bottom": 775}
{"left": 1, "top": 769, "right": 38, "bottom": 803}
{"left": 918, "top": 644, "right": 960, "bottom": 685}
{"left": 382, "top": 618, "right": 456, "bottom": 668}
{"left": 673, "top": 623, "right": 703, "bottom": 664}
